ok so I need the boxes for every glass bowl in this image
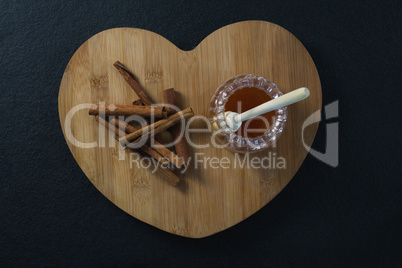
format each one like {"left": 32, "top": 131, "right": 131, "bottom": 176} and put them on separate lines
{"left": 208, "top": 74, "right": 287, "bottom": 153}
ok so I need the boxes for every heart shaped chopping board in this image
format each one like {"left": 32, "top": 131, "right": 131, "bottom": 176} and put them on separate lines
{"left": 58, "top": 21, "right": 321, "bottom": 238}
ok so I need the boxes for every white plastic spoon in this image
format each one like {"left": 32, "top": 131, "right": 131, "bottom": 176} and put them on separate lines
{"left": 224, "top": 87, "right": 310, "bottom": 131}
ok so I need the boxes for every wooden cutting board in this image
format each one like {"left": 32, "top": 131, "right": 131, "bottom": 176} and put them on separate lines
{"left": 58, "top": 21, "right": 321, "bottom": 238}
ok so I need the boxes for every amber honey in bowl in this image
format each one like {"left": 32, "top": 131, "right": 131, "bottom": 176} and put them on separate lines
{"left": 224, "top": 86, "right": 275, "bottom": 138}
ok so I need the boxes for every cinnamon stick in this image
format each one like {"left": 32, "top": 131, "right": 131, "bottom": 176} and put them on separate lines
{"left": 113, "top": 61, "right": 153, "bottom": 105}
{"left": 89, "top": 104, "right": 174, "bottom": 118}
{"left": 95, "top": 116, "right": 179, "bottom": 186}
{"left": 163, "top": 88, "right": 191, "bottom": 164}
{"left": 132, "top": 99, "right": 144, "bottom": 106}
{"left": 153, "top": 166, "right": 181, "bottom": 186}
{"left": 119, "top": 107, "right": 194, "bottom": 146}
{"left": 95, "top": 115, "right": 126, "bottom": 140}
{"left": 131, "top": 99, "right": 154, "bottom": 128}
{"left": 95, "top": 116, "right": 169, "bottom": 166}
{"left": 110, "top": 118, "right": 185, "bottom": 169}
{"left": 113, "top": 61, "right": 163, "bottom": 142}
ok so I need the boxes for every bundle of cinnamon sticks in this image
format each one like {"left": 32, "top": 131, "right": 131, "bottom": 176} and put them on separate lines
{"left": 88, "top": 61, "right": 193, "bottom": 186}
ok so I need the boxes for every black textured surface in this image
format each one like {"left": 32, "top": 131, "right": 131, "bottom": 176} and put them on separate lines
{"left": 1, "top": 0, "right": 401, "bottom": 266}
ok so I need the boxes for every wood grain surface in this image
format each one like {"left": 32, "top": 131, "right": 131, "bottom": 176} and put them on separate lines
{"left": 58, "top": 21, "right": 322, "bottom": 238}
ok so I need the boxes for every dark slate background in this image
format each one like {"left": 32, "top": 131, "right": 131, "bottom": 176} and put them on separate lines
{"left": 1, "top": 0, "right": 401, "bottom": 266}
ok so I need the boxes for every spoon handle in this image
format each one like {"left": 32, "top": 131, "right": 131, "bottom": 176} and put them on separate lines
{"left": 236, "top": 87, "right": 310, "bottom": 122}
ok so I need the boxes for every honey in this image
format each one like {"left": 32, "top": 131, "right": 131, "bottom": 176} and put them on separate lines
{"left": 224, "top": 87, "right": 275, "bottom": 138}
